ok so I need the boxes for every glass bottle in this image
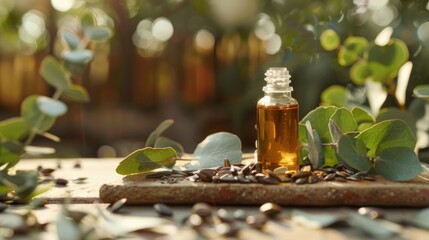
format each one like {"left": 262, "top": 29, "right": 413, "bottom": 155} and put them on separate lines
{"left": 256, "top": 67, "right": 299, "bottom": 171}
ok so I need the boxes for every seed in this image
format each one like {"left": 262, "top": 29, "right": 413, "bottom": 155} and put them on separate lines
{"left": 308, "top": 174, "right": 318, "bottom": 184}
{"left": 336, "top": 171, "right": 349, "bottom": 178}
{"left": 266, "top": 170, "right": 282, "bottom": 182}
{"left": 323, "top": 172, "right": 336, "bottom": 181}
{"left": 224, "top": 158, "right": 231, "bottom": 167}
{"left": 301, "top": 165, "right": 312, "bottom": 172}
{"left": 295, "top": 177, "right": 308, "bottom": 184}
{"left": 216, "top": 208, "right": 234, "bottom": 223}
{"left": 292, "top": 171, "right": 311, "bottom": 180}
{"left": 233, "top": 209, "right": 247, "bottom": 221}
{"left": 246, "top": 215, "right": 267, "bottom": 229}
{"left": 192, "top": 203, "right": 212, "bottom": 218}
{"left": 216, "top": 223, "right": 239, "bottom": 237}
{"left": 273, "top": 166, "right": 288, "bottom": 175}
{"left": 72, "top": 177, "right": 87, "bottom": 183}
{"left": 40, "top": 168, "right": 55, "bottom": 177}
{"left": 282, "top": 177, "right": 293, "bottom": 183}
{"left": 285, "top": 170, "right": 296, "bottom": 178}
{"left": 189, "top": 214, "right": 203, "bottom": 229}
{"left": 146, "top": 170, "right": 172, "bottom": 179}
{"left": 73, "top": 162, "right": 82, "bottom": 168}
{"left": 212, "top": 175, "right": 220, "bottom": 183}
{"left": 55, "top": 178, "right": 68, "bottom": 186}
{"left": 363, "top": 175, "right": 376, "bottom": 181}
{"left": 347, "top": 175, "right": 362, "bottom": 181}
{"left": 240, "top": 164, "right": 251, "bottom": 175}
{"left": 37, "top": 165, "right": 43, "bottom": 171}
{"left": 260, "top": 202, "right": 282, "bottom": 218}
{"left": 246, "top": 175, "right": 258, "bottom": 183}
{"left": 237, "top": 174, "right": 252, "bottom": 183}
{"left": 154, "top": 203, "right": 173, "bottom": 217}
{"left": 196, "top": 172, "right": 212, "bottom": 182}
{"left": 200, "top": 168, "right": 217, "bottom": 176}
{"left": 220, "top": 175, "right": 238, "bottom": 183}
{"left": 108, "top": 198, "right": 127, "bottom": 213}
{"left": 335, "top": 176, "right": 347, "bottom": 182}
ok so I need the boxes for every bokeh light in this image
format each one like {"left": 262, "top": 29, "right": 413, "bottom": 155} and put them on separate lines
{"left": 263, "top": 33, "right": 281, "bottom": 55}
{"left": 51, "top": 0, "right": 75, "bottom": 12}
{"left": 254, "top": 13, "right": 275, "bottom": 41}
{"left": 152, "top": 17, "right": 174, "bottom": 42}
{"left": 371, "top": 5, "right": 396, "bottom": 27}
{"left": 194, "top": 29, "right": 215, "bottom": 51}
{"left": 417, "top": 22, "right": 429, "bottom": 43}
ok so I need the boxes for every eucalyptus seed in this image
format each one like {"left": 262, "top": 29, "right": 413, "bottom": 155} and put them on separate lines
{"left": 273, "top": 166, "right": 288, "bottom": 175}
{"left": 347, "top": 174, "right": 362, "bottom": 181}
{"left": 196, "top": 172, "right": 212, "bottom": 182}
{"left": 336, "top": 171, "right": 349, "bottom": 178}
{"left": 363, "top": 175, "right": 376, "bottom": 181}
{"left": 153, "top": 203, "right": 173, "bottom": 217}
{"left": 108, "top": 198, "right": 127, "bottom": 213}
{"left": 240, "top": 164, "right": 251, "bottom": 175}
{"left": 212, "top": 175, "right": 221, "bottom": 183}
{"left": 246, "top": 175, "right": 259, "bottom": 183}
{"left": 55, "top": 178, "right": 69, "bottom": 186}
{"left": 237, "top": 174, "right": 252, "bottom": 183}
{"left": 224, "top": 158, "right": 231, "bottom": 167}
{"left": 284, "top": 170, "right": 295, "bottom": 178}
{"left": 220, "top": 175, "right": 238, "bottom": 183}
{"left": 192, "top": 203, "right": 212, "bottom": 218}
{"left": 295, "top": 177, "right": 308, "bottom": 185}
{"left": 282, "top": 177, "right": 293, "bottom": 183}
{"left": 233, "top": 209, "right": 247, "bottom": 221}
{"left": 260, "top": 202, "right": 282, "bottom": 218}
{"left": 323, "top": 172, "right": 336, "bottom": 181}
{"left": 335, "top": 176, "right": 347, "bottom": 182}
{"left": 146, "top": 170, "right": 172, "bottom": 179}
{"left": 216, "top": 223, "right": 239, "bottom": 237}
{"left": 246, "top": 215, "right": 267, "bottom": 229}
{"left": 73, "top": 162, "right": 82, "bottom": 169}
{"left": 266, "top": 170, "right": 282, "bottom": 182}
{"left": 255, "top": 163, "right": 263, "bottom": 173}
{"left": 292, "top": 171, "right": 311, "bottom": 180}
{"left": 216, "top": 208, "right": 234, "bottom": 223}
{"left": 72, "top": 177, "right": 87, "bottom": 183}
{"left": 189, "top": 214, "right": 203, "bottom": 229}
{"left": 40, "top": 168, "right": 55, "bottom": 177}
{"left": 308, "top": 174, "right": 318, "bottom": 184}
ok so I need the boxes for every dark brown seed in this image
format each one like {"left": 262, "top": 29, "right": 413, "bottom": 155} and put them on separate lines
{"left": 154, "top": 203, "right": 173, "bottom": 217}
{"left": 249, "top": 163, "right": 257, "bottom": 172}
{"left": 40, "top": 168, "right": 55, "bottom": 176}
{"left": 233, "top": 163, "right": 245, "bottom": 167}
{"left": 259, "top": 176, "right": 280, "bottom": 185}
{"left": 55, "top": 178, "right": 68, "bottom": 186}
{"left": 282, "top": 177, "right": 293, "bottom": 183}
{"left": 260, "top": 202, "right": 282, "bottom": 218}
{"left": 189, "top": 214, "right": 203, "bottom": 229}
{"left": 196, "top": 172, "right": 212, "bottom": 182}
{"left": 363, "top": 175, "right": 376, "bottom": 181}
{"left": 308, "top": 175, "right": 318, "bottom": 184}
{"left": 199, "top": 168, "right": 217, "bottom": 176}
{"left": 250, "top": 170, "right": 258, "bottom": 175}
{"left": 37, "top": 165, "right": 43, "bottom": 171}
{"left": 246, "top": 175, "right": 258, "bottom": 183}
{"left": 295, "top": 177, "right": 308, "bottom": 184}
{"left": 323, "top": 172, "right": 336, "bottom": 181}
{"left": 216, "top": 223, "right": 239, "bottom": 237}
{"left": 322, "top": 167, "right": 337, "bottom": 173}
{"left": 335, "top": 176, "right": 347, "bottom": 182}
{"left": 285, "top": 171, "right": 295, "bottom": 178}
{"left": 347, "top": 175, "right": 362, "bottom": 181}
{"left": 292, "top": 171, "right": 311, "bottom": 180}
{"left": 220, "top": 175, "right": 238, "bottom": 183}
{"left": 336, "top": 171, "right": 349, "bottom": 178}
{"left": 230, "top": 166, "right": 238, "bottom": 175}
{"left": 217, "top": 170, "right": 231, "bottom": 177}
{"left": 246, "top": 215, "right": 267, "bottom": 229}
{"left": 266, "top": 170, "right": 282, "bottom": 182}
{"left": 237, "top": 174, "right": 252, "bottom": 183}
{"left": 345, "top": 168, "right": 355, "bottom": 175}
{"left": 212, "top": 175, "right": 220, "bottom": 183}
{"left": 73, "top": 162, "right": 82, "bottom": 169}
{"left": 216, "top": 208, "right": 234, "bottom": 223}
{"left": 240, "top": 164, "right": 251, "bottom": 175}
{"left": 233, "top": 209, "right": 247, "bottom": 221}
{"left": 224, "top": 158, "right": 231, "bottom": 167}
{"left": 72, "top": 177, "right": 87, "bottom": 183}
{"left": 108, "top": 198, "right": 127, "bottom": 213}
{"left": 192, "top": 203, "right": 212, "bottom": 218}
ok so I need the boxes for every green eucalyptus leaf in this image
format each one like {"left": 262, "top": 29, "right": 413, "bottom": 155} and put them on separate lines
{"left": 56, "top": 208, "right": 81, "bottom": 240}
{"left": 0, "top": 170, "right": 39, "bottom": 201}
{"left": 154, "top": 136, "right": 184, "bottom": 157}
{"left": 0, "top": 117, "right": 30, "bottom": 140}
{"left": 368, "top": 39, "right": 409, "bottom": 79}
{"left": 356, "top": 120, "right": 416, "bottom": 157}
{"left": 328, "top": 119, "right": 343, "bottom": 144}
{"left": 0, "top": 140, "right": 23, "bottom": 169}
{"left": 63, "top": 50, "right": 93, "bottom": 64}
{"left": 36, "top": 96, "right": 68, "bottom": 117}
{"left": 185, "top": 132, "right": 242, "bottom": 170}
{"left": 321, "top": 85, "right": 348, "bottom": 107}
{"left": 345, "top": 210, "right": 397, "bottom": 239}
{"left": 413, "top": 85, "right": 429, "bottom": 100}
{"left": 305, "top": 121, "right": 324, "bottom": 168}
{"left": 350, "top": 60, "right": 371, "bottom": 85}
{"left": 21, "top": 96, "right": 56, "bottom": 131}
{"left": 367, "top": 61, "right": 391, "bottom": 82}
{"left": 329, "top": 107, "right": 358, "bottom": 134}
{"left": 64, "top": 61, "right": 86, "bottom": 76}
{"left": 352, "top": 107, "right": 375, "bottom": 125}
{"left": 84, "top": 26, "right": 113, "bottom": 42}
{"left": 299, "top": 123, "right": 308, "bottom": 144}
{"left": 146, "top": 119, "right": 174, "bottom": 147}
{"left": 116, "top": 147, "right": 177, "bottom": 175}
{"left": 376, "top": 108, "right": 417, "bottom": 136}
{"left": 375, "top": 147, "right": 422, "bottom": 181}
{"left": 60, "top": 31, "right": 80, "bottom": 50}
{"left": 410, "top": 208, "right": 429, "bottom": 230}
{"left": 338, "top": 37, "right": 368, "bottom": 66}
{"left": 62, "top": 84, "right": 90, "bottom": 103}
{"left": 80, "top": 9, "right": 97, "bottom": 30}
{"left": 292, "top": 209, "right": 340, "bottom": 229}
{"left": 324, "top": 145, "right": 339, "bottom": 166}
{"left": 337, "top": 134, "right": 372, "bottom": 172}
{"left": 40, "top": 56, "right": 71, "bottom": 90}
{"left": 300, "top": 106, "right": 338, "bottom": 143}
{"left": 320, "top": 29, "right": 340, "bottom": 51}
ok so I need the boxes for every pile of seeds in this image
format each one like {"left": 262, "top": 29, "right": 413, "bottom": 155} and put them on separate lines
{"left": 146, "top": 159, "right": 376, "bottom": 185}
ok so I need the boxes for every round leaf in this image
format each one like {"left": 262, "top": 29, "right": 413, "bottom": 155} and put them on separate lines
{"left": 62, "top": 84, "right": 90, "bottom": 103}
{"left": 60, "top": 31, "right": 80, "bottom": 50}
{"left": 185, "top": 132, "right": 242, "bottom": 170}
{"left": 375, "top": 147, "right": 422, "bottom": 181}
{"left": 300, "top": 106, "right": 338, "bottom": 143}
{"left": 329, "top": 107, "right": 358, "bottom": 134}
{"left": 0, "top": 140, "right": 23, "bottom": 169}
{"left": 116, "top": 147, "right": 177, "bottom": 175}
{"left": 21, "top": 95, "right": 56, "bottom": 131}
{"left": 80, "top": 10, "right": 97, "bottom": 30}
{"left": 0, "top": 117, "right": 30, "bottom": 140}
{"left": 64, "top": 61, "right": 86, "bottom": 76}
{"left": 321, "top": 85, "right": 348, "bottom": 107}
{"left": 84, "top": 26, "right": 113, "bottom": 42}
{"left": 154, "top": 136, "right": 184, "bottom": 157}
{"left": 350, "top": 60, "right": 371, "bottom": 85}
{"left": 356, "top": 119, "right": 416, "bottom": 157}
{"left": 368, "top": 39, "right": 409, "bottom": 79}
{"left": 352, "top": 107, "right": 375, "bottom": 125}
{"left": 145, "top": 119, "right": 174, "bottom": 147}
{"left": 40, "top": 56, "right": 71, "bottom": 90}
{"left": 338, "top": 37, "right": 368, "bottom": 66}
{"left": 37, "top": 96, "right": 68, "bottom": 117}
{"left": 63, "top": 50, "right": 93, "bottom": 64}
{"left": 337, "top": 134, "right": 372, "bottom": 172}
{"left": 320, "top": 29, "right": 340, "bottom": 51}
{"left": 376, "top": 108, "right": 417, "bottom": 136}
{"left": 414, "top": 85, "right": 429, "bottom": 100}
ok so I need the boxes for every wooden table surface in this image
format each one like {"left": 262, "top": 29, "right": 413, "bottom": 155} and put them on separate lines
{"left": 6, "top": 158, "right": 429, "bottom": 239}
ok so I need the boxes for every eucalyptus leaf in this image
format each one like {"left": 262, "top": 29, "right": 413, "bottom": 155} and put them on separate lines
{"left": 291, "top": 209, "right": 340, "bottom": 229}
{"left": 64, "top": 61, "right": 86, "bottom": 76}
{"left": 24, "top": 145, "right": 56, "bottom": 155}
{"left": 40, "top": 56, "right": 71, "bottom": 90}
{"left": 410, "top": 208, "right": 429, "bottom": 230}
{"left": 80, "top": 9, "right": 97, "bottom": 30}
{"left": 356, "top": 120, "right": 416, "bottom": 157}
{"left": 375, "top": 147, "right": 422, "bottom": 181}
{"left": 60, "top": 31, "right": 80, "bottom": 50}
{"left": 305, "top": 121, "right": 324, "bottom": 168}
{"left": 0, "top": 170, "right": 39, "bottom": 200}
{"left": 63, "top": 50, "right": 94, "bottom": 64}
{"left": 62, "top": 84, "right": 90, "bottom": 103}
{"left": 321, "top": 85, "right": 348, "bottom": 107}
{"left": 337, "top": 134, "right": 372, "bottom": 172}
{"left": 22, "top": 95, "right": 56, "bottom": 131}
{"left": 328, "top": 119, "right": 343, "bottom": 144}
{"left": 345, "top": 210, "right": 397, "bottom": 239}
{"left": 376, "top": 108, "right": 417, "bottom": 135}
{"left": 324, "top": 145, "right": 340, "bottom": 166}
{"left": 350, "top": 60, "right": 371, "bottom": 85}
{"left": 84, "top": 26, "right": 113, "bottom": 42}
{"left": 320, "top": 29, "right": 340, "bottom": 51}
{"left": 352, "top": 107, "right": 375, "bottom": 125}
{"left": 185, "top": 132, "right": 242, "bottom": 170}
{"left": 368, "top": 39, "right": 409, "bottom": 79}
{"left": 413, "top": 84, "right": 429, "bottom": 100}
{"left": 0, "top": 117, "right": 30, "bottom": 140}
{"left": 329, "top": 107, "right": 358, "bottom": 134}
{"left": 300, "top": 106, "right": 338, "bottom": 143}
{"left": 338, "top": 36, "right": 368, "bottom": 66}
{"left": 154, "top": 136, "right": 184, "bottom": 157}
{"left": 0, "top": 212, "right": 25, "bottom": 230}
{"left": 116, "top": 147, "right": 177, "bottom": 175}
{"left": 36, "top": 96, "right": 68, "bottom": 117}
{"left": 56, "top": 208, "right": 81, "bottom": 240}
{"left": 145, "top": 119, "right": 174, "bottom": 147}
{"left": 0, "top": 141, "right": 23, "bottom": 169}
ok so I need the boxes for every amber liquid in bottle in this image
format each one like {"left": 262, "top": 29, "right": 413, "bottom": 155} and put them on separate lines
{"left": 257, "top": 104, "right": 299, "bottom": 171}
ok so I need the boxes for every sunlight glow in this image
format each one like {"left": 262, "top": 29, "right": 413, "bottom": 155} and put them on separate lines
{"left": 51, "top": 0, "right": 75, "bottom": 12}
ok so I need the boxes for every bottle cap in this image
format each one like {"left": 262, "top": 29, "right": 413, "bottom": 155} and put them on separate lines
{"left": 263, "top": 67, "right": 293, "bottom": 93}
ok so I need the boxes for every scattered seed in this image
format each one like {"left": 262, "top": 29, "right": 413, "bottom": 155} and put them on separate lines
{"left": 260, "top": 202, "right": 282, "bottom": 218}
{"left": 73, "top": 162, "right": 82, "bottom": 169}
{"left": 216, "top": 208, "right": 234, "bottom": 223}
{"left": 192, "top": 203, "right": 212, "bottom": 218}
{"left": 273, "top": 166, "right": 288, "bottom": 175}
{"left": 224, "top": 158, "right": 231, "bottom": 167}
{"left": 216, "top": 223, "right": 239, "bottom": 237}
{"left": 40, "top": 168, "right": 55, "bottom": 177}
{"left": 308, "top": 174, "right": 318, "bottom": 184}
{"left": 292, "top": 171, "right": 311, "bottom": 180}
{"left": 233, "top": 209, "right": 247, "bottom": 221}
{"left": 323, "top": 172, "right": 336, "bottom": 181}
{"left": 108, "top": 198, "right": 127, "bottom": 213}
{"left": 153, "top": 203, "right": 173, "bottom": 217}
{"left": 55, "top": 178, "right": 68, "bottom": 186}
{"left": 246, "top": 215, "right": 267, "bottom": 229}
{"left": 255, "top": 163, "right": 263, "bottom": 173}
{"left": 189, "top": 214, "right": 203, "bottom": 229}
{"left": 295, "top": 177, "right": 308, "bottom": 185}
{"left": 335, "top": 176, "right": 347, "bottom": 182}
{"left": 358, "top": 207, "right": 384, "bottom": 219}
{"left": 363, "top": 175, "right": 376, "bottom": 181}
{"left": 72, "top": 177, "right": 88, "bottom": 183}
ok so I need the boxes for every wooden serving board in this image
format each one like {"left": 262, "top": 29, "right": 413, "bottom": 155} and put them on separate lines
{"left": 99, "top": 173, "right": 429, "bottom": 206}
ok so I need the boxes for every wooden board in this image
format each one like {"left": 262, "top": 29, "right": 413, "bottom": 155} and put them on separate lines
{"left": 99, "top": 173, "right": 429, "bottom": 206}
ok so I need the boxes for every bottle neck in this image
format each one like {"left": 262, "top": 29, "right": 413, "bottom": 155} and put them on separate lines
{"left": 264, "top": 91, "right": 292, "bottom": 98}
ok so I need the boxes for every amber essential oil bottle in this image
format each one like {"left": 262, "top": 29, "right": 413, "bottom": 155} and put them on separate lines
{"left": 256, "top": 67, "right": 299, "bottom": 171}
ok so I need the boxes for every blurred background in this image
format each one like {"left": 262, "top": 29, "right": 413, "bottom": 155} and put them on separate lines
{"left": 0, "top": 0, "right": 428, "bottom": 158}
